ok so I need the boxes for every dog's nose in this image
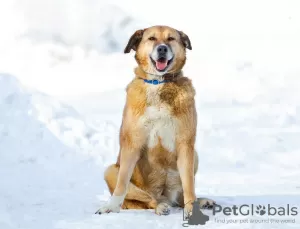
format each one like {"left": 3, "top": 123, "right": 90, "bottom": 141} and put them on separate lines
{"left": 157, "top": 45, "right": 168, "bottom": 55}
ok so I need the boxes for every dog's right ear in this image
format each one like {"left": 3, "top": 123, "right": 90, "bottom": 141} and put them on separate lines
{"left": 124, "top": 29, "right": 145, "bottom": 53}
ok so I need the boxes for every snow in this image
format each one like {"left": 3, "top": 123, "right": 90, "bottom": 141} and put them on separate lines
{"left": 1, "top": 0, "right": 300, "bottom": 228}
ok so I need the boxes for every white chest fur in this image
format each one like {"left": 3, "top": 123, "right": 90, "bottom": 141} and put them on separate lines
{"left": 139, "top": 85, "right": 177, "bottom": 152}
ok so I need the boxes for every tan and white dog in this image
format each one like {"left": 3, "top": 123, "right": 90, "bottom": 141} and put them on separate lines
{"left": 96, "top": 25, "right": 215, "bottom": 216}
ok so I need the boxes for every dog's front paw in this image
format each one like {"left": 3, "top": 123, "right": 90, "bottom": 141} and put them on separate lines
{"left": 95, "top": 195, "right": 124, "bottom": 214}
{"left": 155, "top": 203, "right": 171, "bottom": 216}
{"left": 95, "top": 202, "right": 121, "bottom": 214}
{"left": 184, "top": 202, "right": 194, "bottom": 219}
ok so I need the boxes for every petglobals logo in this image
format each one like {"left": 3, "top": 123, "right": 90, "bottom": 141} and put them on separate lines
{"left": 213, "top": 204, "right": 298, "bottom": 216}
{"left": 181, "top": 202, "right": 298, "bottom": 227}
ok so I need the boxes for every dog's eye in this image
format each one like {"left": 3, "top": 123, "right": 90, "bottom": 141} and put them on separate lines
{"left": 167, "top": 37, "right": 175, "bottom": 41}
{"left": 148, "top": 36, "right": 156, "bottom": 41}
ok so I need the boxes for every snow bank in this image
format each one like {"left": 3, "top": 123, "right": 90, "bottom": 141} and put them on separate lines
{"left": 0, "top": 73, "right": 118, "bottom": 229}
{"left": 0, "top": 73, "right": 117, "bottom": 164}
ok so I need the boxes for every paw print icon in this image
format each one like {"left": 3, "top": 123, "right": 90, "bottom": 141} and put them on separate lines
{"left": 256, "top": 205, "right": 266, "bottom": 216}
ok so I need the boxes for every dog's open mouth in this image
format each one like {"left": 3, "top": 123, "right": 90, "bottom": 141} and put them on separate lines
{"left": 150, "top": 57, "right": 173, "bottom": 72}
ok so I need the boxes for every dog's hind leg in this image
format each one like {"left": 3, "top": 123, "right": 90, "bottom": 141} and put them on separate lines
{"left": 103, "top": 164, "right": 157, "bottom": 210}
{"left": 122, "top": 200, "right": 149, "bottom": 209}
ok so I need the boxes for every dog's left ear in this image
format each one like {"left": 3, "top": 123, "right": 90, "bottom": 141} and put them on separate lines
{"left": 124, "top": 29, "right": 145, "bottom": 53}
{"left": 177, "top": 30, "right": 192, "bottom": 50}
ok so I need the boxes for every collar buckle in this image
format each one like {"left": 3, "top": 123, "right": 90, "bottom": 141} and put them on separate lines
{"left": 152, "top": 80, "right": 159, "bottom": 85}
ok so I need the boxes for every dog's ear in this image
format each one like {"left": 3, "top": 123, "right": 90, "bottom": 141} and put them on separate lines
{"left": 177, "top": 30, "right": 192, "bottom": 50}
{"left": 124, "top": 29, "right": 145, "bottom": 53}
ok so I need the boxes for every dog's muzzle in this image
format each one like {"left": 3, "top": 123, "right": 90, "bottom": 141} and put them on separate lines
{"left": 151, "top": 44, "right": 174, "bottom": 72}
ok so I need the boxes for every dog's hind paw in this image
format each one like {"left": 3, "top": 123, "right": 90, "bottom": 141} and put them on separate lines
{"left": 198, "top": 198, "right": 216, "bottom": 210}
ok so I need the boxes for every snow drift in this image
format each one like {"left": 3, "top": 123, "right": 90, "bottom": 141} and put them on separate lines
{"left": 0, "top": 73, "right": 118, "bottom": 163}
{"left": 0, "top": 73, "right": 112, "bottom": 229}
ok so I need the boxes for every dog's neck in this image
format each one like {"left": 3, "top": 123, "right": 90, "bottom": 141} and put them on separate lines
{"left": 134, "top": 67, "right": 182, "bottom": 82}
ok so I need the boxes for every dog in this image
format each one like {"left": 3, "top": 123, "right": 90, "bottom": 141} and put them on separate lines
{"left": 95, "top": 25, "right": 215, "bottom": 216}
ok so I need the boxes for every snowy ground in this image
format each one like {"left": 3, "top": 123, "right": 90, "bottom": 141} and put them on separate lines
{"left": 1, "top": 1, "right": 300, "bottom": 229}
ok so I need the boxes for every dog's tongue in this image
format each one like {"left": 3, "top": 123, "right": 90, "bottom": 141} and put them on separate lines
{"left": 156, "top": 60, "right": 168, "bottom": 70}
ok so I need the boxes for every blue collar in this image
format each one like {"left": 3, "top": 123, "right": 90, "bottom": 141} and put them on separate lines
{"left": 142, "top": 79, "right": 171, "bottom": 85}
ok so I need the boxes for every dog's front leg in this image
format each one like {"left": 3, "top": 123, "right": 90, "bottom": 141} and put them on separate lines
{"left": 177, "top": 142, "right": 196, "bottom": 217}
{"left": 96, "top": 115, "right": 145, "bottom": 214}
{"left": 176, "top": 110, "right": 197, "bottom": 217}
{"left": 96, "top": 147, "right": 142, "bottom": 214}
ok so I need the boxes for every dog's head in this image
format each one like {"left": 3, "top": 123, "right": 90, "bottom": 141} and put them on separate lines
{"left": 124, "top": 25, "right": 192, "bottom": 76}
